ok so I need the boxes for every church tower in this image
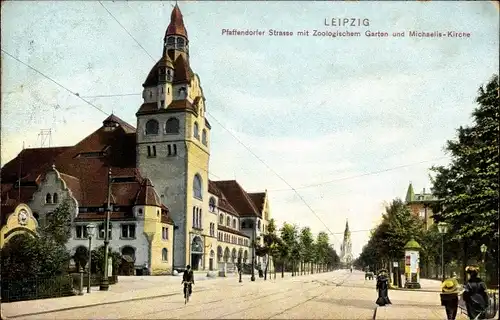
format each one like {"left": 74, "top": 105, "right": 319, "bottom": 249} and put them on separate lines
{"left": 340, "top": 219, "right": 353, "bottom": 268}
{"left": 136, "top": 4, "right": 211, "bottom": 270}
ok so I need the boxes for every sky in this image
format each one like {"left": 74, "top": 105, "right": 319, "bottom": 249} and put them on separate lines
{"left": 1, "top": 1, "right": 499, "bottom": 257}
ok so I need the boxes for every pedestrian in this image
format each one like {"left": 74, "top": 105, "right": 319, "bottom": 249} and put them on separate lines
{"left": 440, "top": 277, "right": 460, "bottom": 320}
{"left": 375, "top": 269, "right": 392, "bottom": 306}
{"left": 462, "top": 265, "right": 489, "bottom": 320}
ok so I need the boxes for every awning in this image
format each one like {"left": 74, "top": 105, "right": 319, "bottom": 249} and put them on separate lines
{"left": 122, "top": 255, "right": 134, "bottom": 263}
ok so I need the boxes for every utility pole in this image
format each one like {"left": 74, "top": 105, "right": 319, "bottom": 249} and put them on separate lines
{"left": 251, "top": 220, "right": 256, "bottom": 282}
{"left": 100, "top": 168, "right": 112, "bottom": 291}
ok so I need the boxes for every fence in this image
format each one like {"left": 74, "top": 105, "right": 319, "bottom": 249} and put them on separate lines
{"left": 1, "top": 275, "right": 75, "bottom": 303}
{"left": 459, "top": 290, "right": 499, "bottom": 319}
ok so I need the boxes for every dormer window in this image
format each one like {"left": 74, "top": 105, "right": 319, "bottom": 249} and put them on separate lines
{"left": 209, "top": 197, "right": 216, "bottom": 212}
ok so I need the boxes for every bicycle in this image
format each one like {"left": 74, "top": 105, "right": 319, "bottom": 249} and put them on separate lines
{"left": 182, "top": 281, "right": 193, "bottom": 304}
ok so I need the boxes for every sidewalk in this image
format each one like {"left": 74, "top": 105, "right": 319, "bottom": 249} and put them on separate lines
{"left": 1, "top": 273, "right": 241, "bottom": 319}
{"left": 1, "top": 271, "right": 302, "bottom": 319}
{"left": 376, "top": 279, "right": 446, "bottom": 320}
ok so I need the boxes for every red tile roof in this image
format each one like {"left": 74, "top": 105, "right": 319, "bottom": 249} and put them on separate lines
{"left": 134, "top": 178, "right": 161, "bottom": 207}
{"left": 211, "top": 180, "right": 261, "bottom": 217}
{"left": 0, "top": 115, "right": 173, "bottom": 223}
{"left": 248, "top": 192, "right": 266, "bottom": 214}
{"left": 165, "top": 4, "right": 188, "bottom": 39}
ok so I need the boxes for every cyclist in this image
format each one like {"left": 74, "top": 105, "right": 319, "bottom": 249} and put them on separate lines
{"left": 181, "top": 265, "right": 195, "bottom": 299}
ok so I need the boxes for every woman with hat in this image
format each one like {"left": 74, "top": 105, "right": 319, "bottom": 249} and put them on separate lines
{"left": 462, "top": 265, "right": 489, "bottom": 319}
{"left": 440, "top": 277, "right": 460, "bottom": 320}
{"left": 375, "top": 269, "right": 392, "bottom": 306}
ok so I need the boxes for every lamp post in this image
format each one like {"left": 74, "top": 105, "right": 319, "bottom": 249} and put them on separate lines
{"left": 480, "top": 244, "right": 487, "bottom": 281}
{"left": 437, "top": 222, "right": 449, "bottom": 281}
{"left": 100, "top": 169, "right": 112, "bottom": 291}
{"left": 86, "top": 224, "right": 96, "bottom": 293}
{"left": 238, "top": 256, "right": 242, "bottom": 283}
{"left": 251, "top": 222, "right": 256, "bottom": 282}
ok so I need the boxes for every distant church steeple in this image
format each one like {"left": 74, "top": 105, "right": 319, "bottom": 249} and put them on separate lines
{"left": 340, "top": 218, "right": 353, "bottom": 268}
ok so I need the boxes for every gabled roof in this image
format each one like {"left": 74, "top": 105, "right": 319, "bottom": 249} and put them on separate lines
{"left": 212, "top": 180, "right": 261, "bottom": 217}
{"left": 248, "top": 192, "right": 265, "bottom": 214}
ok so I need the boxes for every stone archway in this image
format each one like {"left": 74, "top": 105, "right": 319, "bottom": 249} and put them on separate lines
{"left": 231, "top": 248, "right": 237, "bottom": 263}
{"left": 223, "top": 247, "right": 230, "bottom": 262}
{"left": 191, "top": 236, "right": 203, "bottom": 271}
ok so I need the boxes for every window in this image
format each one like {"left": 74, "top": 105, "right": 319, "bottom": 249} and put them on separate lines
{"left": 219, "top": 214, "right": 224, "bottom": 224}
{"left": 149, "top": 91, "right": 153, "bottom": 98}
{"left": 241, "top": 221, "right": 247, "bottom": 229}
{"left": 75, "top": 225, "right": 88, "bottom": 239}
{"left": 168, "top": 144, "right": 177, "bottom": 156}
{"left": 258, "top": 220, "right": 261, "bottom": 230}
{"left": 53, "top": 193, "right": 59, "bottom": 203}
{"left": 165, "top": 118, "right": 180, "bottom": 134}
{"left": 121, "top": 224, "right": 136, "bottom": 239}
{"left": 226, "top": 216, "right": 230, "bottom": 226}
{"left": 160, "top": 100, "right": 165, "bottom": 108}
{"left": 209, "top": 222, "right": 215, "bottom": 237}
{"left": 98, "top": 223, "right": 113, "bottom": 239}
{"left": 419, "top": 208, "right": 426, "bottom": 218}
{"left": 162, "top": 248, "right": 168, "bottom": 261}
{"left": 147, "top": 145, "right": 157, "bottom": 157}
{"left": 45, "top": 193, "right": 52, "bottom": 204}
{"left": 145, "top": 119, "right": 159, "bottom": 135}
{"left": 167, "top": 37, "right": 175, "bottom": 47}
{"left": 193, "top": 174, "right": 202, "bottom": 199}
{"left": 218, "top": 232, "right": 222, "bottom": 241}
{"left": 176, "top": 37, "right": 185, "bottom": 48}
{"left": 232, "top": 219, "right": 236, "bottom": 229}
{"left": 202, "top": 129, "right": 207, "bottom": 145}
{"left": 193, "top": 122, "right": 199, "bottom": 139}
{"left": 209, "top": 197, "right": 216, "bottom": 212}
{"left": 162, "top": 227, "right": 169, "bottom": 240}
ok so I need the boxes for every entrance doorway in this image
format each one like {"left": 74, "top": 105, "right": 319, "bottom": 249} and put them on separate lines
{"left": 191, "top": 236, "right": 204, "bottom": 271}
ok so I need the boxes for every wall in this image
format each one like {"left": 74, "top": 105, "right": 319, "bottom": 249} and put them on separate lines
{"left": 29, "top": 168, "right": 79, "bottom": 225}
{"left": 0, "top": 204, "right": 38, "bottom": 248}
{"left": 67, "top": 219, "right": 150, "bottom": 269}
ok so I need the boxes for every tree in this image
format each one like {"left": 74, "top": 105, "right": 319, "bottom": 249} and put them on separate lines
{"left": 280, "top": 222, "right": 299, "bottom": 276}
{"left": 315, "top": 232, "right": 330, "bottom": 272}
{"left": 41, "top": 198, "right": 72, "bottom": 245}
{"left": 430, "top": 74, "right": 499, "bottom": 283}
{"left": 299, "top": 227, "right": 314, "bottom": 275}
{"left": 90, "top": 245, "right": 121, "bottom": 276}
{"left": 255, "top": 218, "right": 281, "bottom": 280}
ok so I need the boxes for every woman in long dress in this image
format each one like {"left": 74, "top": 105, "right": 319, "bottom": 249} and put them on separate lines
{"left": 462, "top": 265, "right": 488, "bottom": 319}
{"left": 376, "top": 269, "right": 392, "bottom": 306}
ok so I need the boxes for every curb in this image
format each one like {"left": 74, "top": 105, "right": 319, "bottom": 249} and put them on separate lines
{"left": 389, "top": 287, "right": 440, "bottom": 293}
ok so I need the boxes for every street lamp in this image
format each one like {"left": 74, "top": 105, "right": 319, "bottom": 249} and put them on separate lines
{"left": 100, "top": 168, "right": 112, "bottom": 291}
{"left": 251, "top": 222, "right": 256, "bottom": 282}
{"left": 480, "top": 244, "right": 487, "bottom": 280}
{"left": 238, "top": 256, "right": 242, "bottom": 283}
{"left": 437, "top": 222, "right": 449, "bottom": 281}
{"left": 86, "top": 224, "right": 96, "bottom": 293}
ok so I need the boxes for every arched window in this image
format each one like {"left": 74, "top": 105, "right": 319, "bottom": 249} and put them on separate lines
{"left": 53, "top": 193, "right": 59, "bottom": 203}
{"left": 232, "top": 219, "right": 236, "bottom": 229}
{"left": 45, "top": 193, "right": 52, "bottom": 204}
{"left": 121, "top": 246, "right": 136, "bottom": 262}
{"left": 241, "top": 221, "right": 247, "bottom": 229}
{"left": 145, "top": 119, "right": 159, "bottom": 135}
{"left": 209, "top": 197, "right": 216, "bottom": 212}
{"left": 162, "top": 248, "right": 168, "bottom": 261}
{"left": 193, "top": 174, "right": 202, "bottom": 199}
{"left": 226, "top": 216, "right": 230, "bottom": 226}
{"left": 193, "top": 122, "right": 199, "bottom": 139}
{"left": 165, "top": 117, "right": 180, "bottom": 134}
{"left": 257, "top": 220, "right": 261, "bottom": 230}
{"left": 219, "top": 214, "right": 224, "bottom": 224}
{"left": 202, "top": 129, "right": 207, "bottom": 145}
{"left": 176, "top": 37, "right": 185, "bottom": 49}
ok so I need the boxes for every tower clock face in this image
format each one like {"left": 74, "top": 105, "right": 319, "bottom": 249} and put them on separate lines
{"left": 18, "top": 209, "right": 28, "bottom": 225}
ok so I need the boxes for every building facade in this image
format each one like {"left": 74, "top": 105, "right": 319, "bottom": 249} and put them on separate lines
{"left": 0, "top": 4, "right": 270, "bottom": 276}
{"left": 405, "top": 182, "right": 439, "bottom": 230}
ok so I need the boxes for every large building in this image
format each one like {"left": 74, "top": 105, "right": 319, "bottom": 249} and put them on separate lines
{"left": 405, "top": 182, "right": 439, "bottom": 230}
{"left": 0, "top": 4, "right": 271, "bottom": 275}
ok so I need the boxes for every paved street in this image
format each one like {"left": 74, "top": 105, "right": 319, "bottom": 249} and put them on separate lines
{"left": 2, "top": 270, "right": 454, "bottom": 319}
